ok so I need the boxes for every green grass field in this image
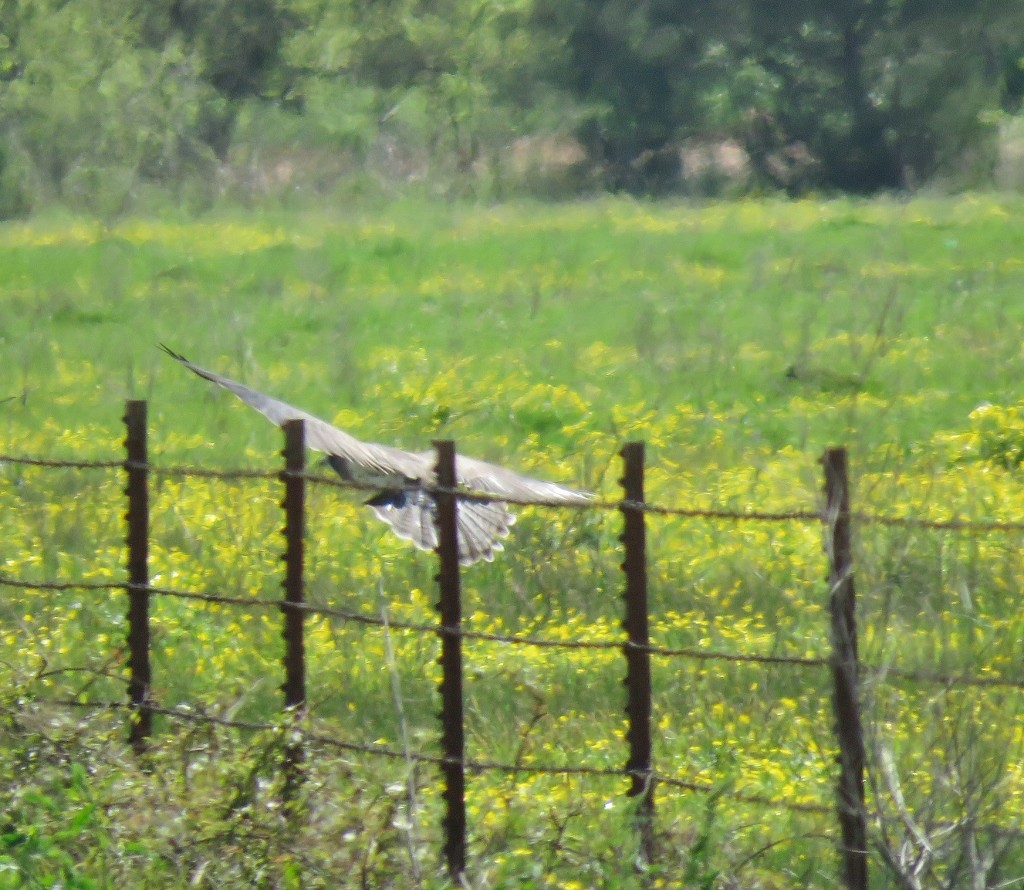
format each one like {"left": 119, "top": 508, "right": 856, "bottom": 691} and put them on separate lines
{"left": 3, "top": 195, "right": 1024, "bottom": 887}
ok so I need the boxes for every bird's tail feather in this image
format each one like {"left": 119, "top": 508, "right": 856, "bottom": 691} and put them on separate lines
{"left": 368, "top": 490, "right": 513, "bottom": 565}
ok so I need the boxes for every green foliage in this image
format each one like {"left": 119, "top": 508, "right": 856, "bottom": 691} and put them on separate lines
{"left": 0, "top": 0, "right": 225, "bottom": 217}
{"left": 532, "top": 0, "right": 735, "bottom": 190}
{"left": 0, "top": 694, "right": 112, "bottom": 889}
{"left": 281, "top": 0, "right": 563, "bottom": 193}
{"left": 0, "top": 0, "right": 573, "bottom": 212}
{"left": 761, "top": 1, "right": 1018, "bottom": 190}
{"left": 946, "top": 400, "right": 1024, "bottom": 470}
{"left": 0, "top": 0, "right": 1022, "bottom": 208}
{"left": 537, "top": 0, "right": 1024, "bottom": 192}
{"left": 141, "top": 0, "right": 297, "bottom": 102}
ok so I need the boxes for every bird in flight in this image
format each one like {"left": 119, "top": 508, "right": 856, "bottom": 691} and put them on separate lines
{"left": 162, "top": 346, "right": 592, "bottom": 564}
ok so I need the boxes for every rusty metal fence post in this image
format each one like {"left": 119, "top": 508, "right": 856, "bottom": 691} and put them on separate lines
{"left": 620, "top": 441, "right": 655, "bottom": 863}
{"left": 433, "top": 440, "right": 467, "bottom": 881}
{"left": 823, "top": 447, "right": 867, "bottom": 890}
{"left": 281, "top": 419, "right": 308, "bottom": 802}
{"left": 124, "top": 400, "right": 152, "bottom": 752}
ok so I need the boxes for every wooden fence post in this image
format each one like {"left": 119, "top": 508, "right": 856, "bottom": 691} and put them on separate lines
{"left": 124, "top": 400, "right": 152, "bottom": 752}
{"left": 433, "top": 440, "right": 467, "bottom": 881}
{"left": 620, "top": 441, "right": 655, "bottom": 864}
{"left": 822, "top": 447, "right": 868, "bottom": 890}
{"left": 281, "top": 419, "right": 307, "bottom": 802}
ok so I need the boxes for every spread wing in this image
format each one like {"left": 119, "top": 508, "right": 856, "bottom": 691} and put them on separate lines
{"left": 162, "top": 346, "right": 592, "bottom": 564}
{"left": 161, "top": 346, "right": 429, "bottom": 481}
{"left": 448, "top": 454, "right": 593, "bottom": 507}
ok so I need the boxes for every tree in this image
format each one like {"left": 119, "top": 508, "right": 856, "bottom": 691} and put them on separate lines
{"left": 740, "top": 0, "right": 1024, "bottom": 190}
{"left": 0, "top": 0, "right": 224, "bottom": 216}
{"left": 280, "top": 0, "right": 561, "bottom": 189}
{"left": 138, "top": 0, "right": 301, "bottom": 157}
{"left": 535, "top": 0, "right": 1024, "bottom": 192}
{"left": 532, "top": 0, "right": 738, "bottom": 192}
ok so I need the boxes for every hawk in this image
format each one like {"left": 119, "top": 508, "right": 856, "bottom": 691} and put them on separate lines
{"left": 163, "top": 346, "right": 591, "bottom": 564}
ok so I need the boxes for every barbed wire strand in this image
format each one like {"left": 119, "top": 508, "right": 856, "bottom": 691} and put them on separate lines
{"left": 0, "top": 454, "right": 123, "bottom": 470}
{"left": 7, "top": 451, "right": 1024, "bottom": 531}
{"left": 7, "top": 571, "right": 1024, "bottom": 691}
{"left": 34, "top": 696, "right": 832, "bottom": 815}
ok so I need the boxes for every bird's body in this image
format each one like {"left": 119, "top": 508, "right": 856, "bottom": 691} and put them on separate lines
{"left": 162, "top": 347, "right": 591, "bottom": 564}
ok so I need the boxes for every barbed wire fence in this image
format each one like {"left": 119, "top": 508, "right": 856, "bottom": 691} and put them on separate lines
{"left": 4, "top": 400, "right": 1024, "bottom": 887}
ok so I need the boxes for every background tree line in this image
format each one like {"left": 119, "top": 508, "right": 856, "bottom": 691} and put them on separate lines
{"left": 1, "top": 0, "right": 1022, "bottom": 215}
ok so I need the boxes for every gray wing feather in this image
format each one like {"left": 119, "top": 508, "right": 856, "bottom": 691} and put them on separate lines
{"left": 163, "top": 346, "right": 591, "bottom": 564}
{"left": 369, "top": 490, "right": 439, "bottom": 553}
{"left": 161, "top": 346, "right": 428, "bottom": 480}
{"left": 451, "top": 462, "right": 593, "bottom": 506}
{"left": 368, "top": 492, "right": 511, "bottom": 565}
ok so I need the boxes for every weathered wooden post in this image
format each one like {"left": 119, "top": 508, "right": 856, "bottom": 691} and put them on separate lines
{"left": 823, "top": 447, "right": 867, "bottom": 890}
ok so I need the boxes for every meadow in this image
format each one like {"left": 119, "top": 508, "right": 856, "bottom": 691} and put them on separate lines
{"left": 3, "top": 195, "right": 1024, "bottom": 887}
